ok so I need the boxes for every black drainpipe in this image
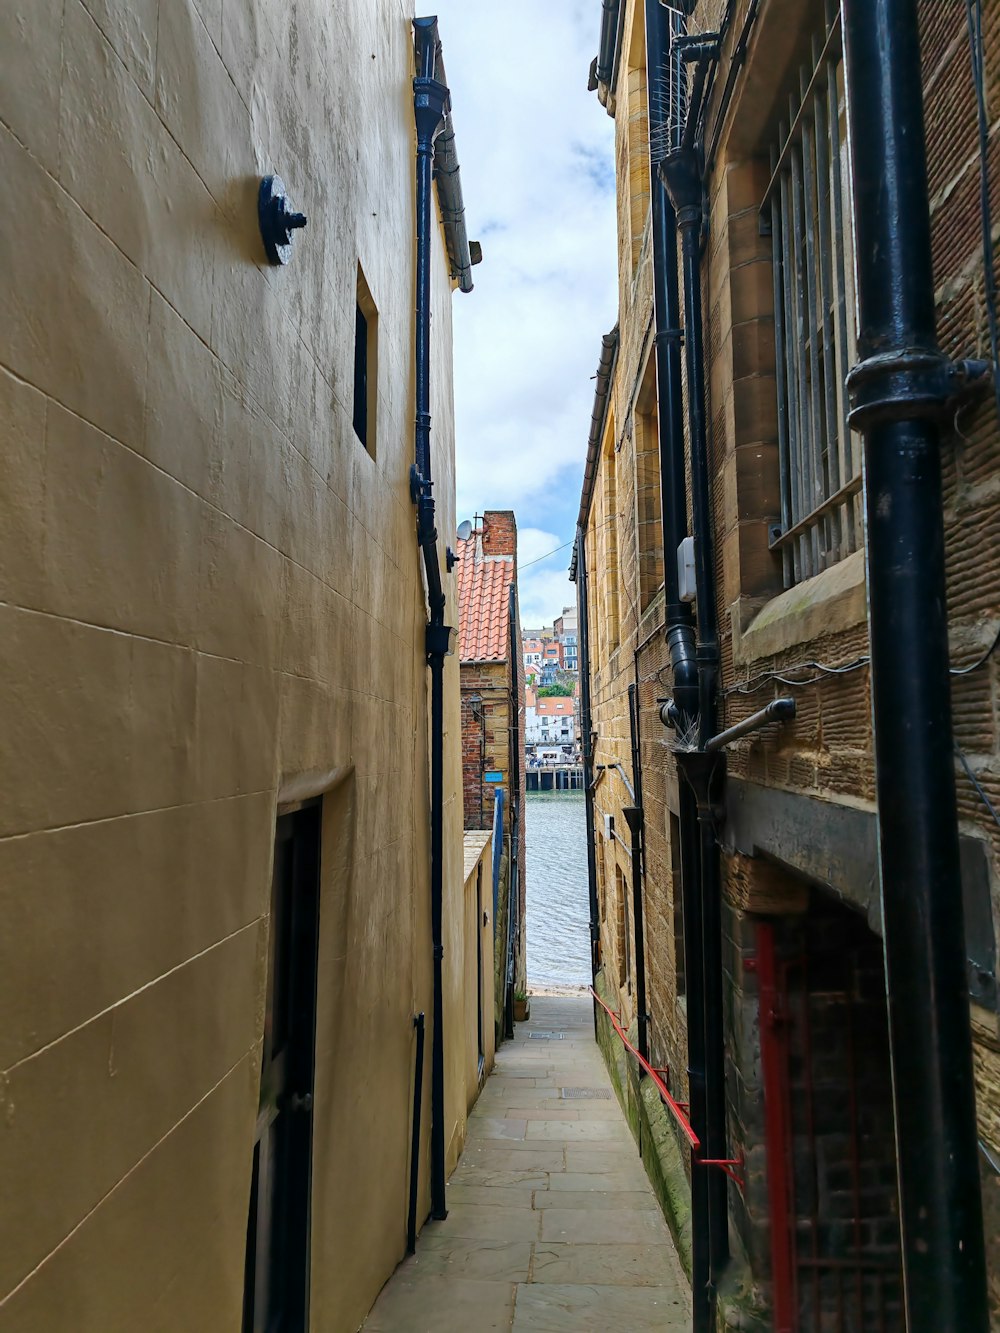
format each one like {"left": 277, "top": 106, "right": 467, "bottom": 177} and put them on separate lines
{"left": 504, "top": 580, "right": 522, "bottom": 1041}
{"left": 412, "top": 15, "right": 453, "bottom": 1225}
{"left": 623, "top": 682, "right": 649, "bottom": 1062}
{"left": 842, "top": 2, "right": 990, "bottom": 1325}
{"left": 660, "top": 141, "right": 730, "bottom": 1299}
{"left": 644, "top": 2, "right": 715, "bottom": 1326}
{"left": 574, "top": 525, "right": 601, "bottom": 1035}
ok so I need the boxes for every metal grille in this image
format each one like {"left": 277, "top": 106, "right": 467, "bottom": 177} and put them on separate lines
{"left": 759, "top": 907, "right": 904, "bottom": 1333}
{"left": 527, "top": 1031, "right": 565, "bottom": 1040}
{"left": 763, "top": 4, "right": 861, "bottom": 587}
{"left": 560, "top": 1087, "right": 613, "bottom": 1100}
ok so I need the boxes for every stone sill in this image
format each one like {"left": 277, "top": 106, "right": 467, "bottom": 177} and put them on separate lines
{"left": 732, "top": 548, "right": 868, "bottom": 668}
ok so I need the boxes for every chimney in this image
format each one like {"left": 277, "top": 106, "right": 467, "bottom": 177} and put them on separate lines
{"left": 481, "top": 511, "right": 517, "bottom": 570}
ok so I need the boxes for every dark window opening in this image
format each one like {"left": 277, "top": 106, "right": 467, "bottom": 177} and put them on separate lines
{"left": 353, "top": 265, "right": 378, "bottom": 455}
{"left": 353, "top": 302, "right": 368, "bottom": 447}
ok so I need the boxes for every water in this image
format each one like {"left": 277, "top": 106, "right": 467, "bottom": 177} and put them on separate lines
{"left": 525, "top": 791, "right": 592, "bottom": 990}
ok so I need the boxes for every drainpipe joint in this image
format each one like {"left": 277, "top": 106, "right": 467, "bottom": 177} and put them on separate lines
{"left": 847, "top": 350, "right": 991, "bottom": 430}
{"left": 413, "top": 77, "right": 449, "bottom": 149}
{"left": 660, "top": 147, "right": 702, "bottom": 217}
{"left": 676, "top": 750, "right": 723, "bottom": 821}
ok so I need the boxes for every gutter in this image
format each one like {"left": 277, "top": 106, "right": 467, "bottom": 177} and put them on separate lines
{"left": 588, "top": 0, "right": 626, "bottom": 112}
{"left": 574, "top": 325, "right": 619, "bottom": 550}
{"left": 414, "top": 18, "right": 481, "bottom": 294}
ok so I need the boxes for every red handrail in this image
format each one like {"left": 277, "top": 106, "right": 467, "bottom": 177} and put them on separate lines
{"left": 590, "top": 986, "right": 700, "bottom": 1151}
{"left": 590, "top": 986, "right": 746, "bottom": 1189}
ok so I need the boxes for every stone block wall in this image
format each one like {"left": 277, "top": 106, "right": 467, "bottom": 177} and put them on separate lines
{"left": 0, "top": 2, "right": 473, "bottom": 1329}
{"left": 587, "top": 0, "right": 1000, "bottom": 1323}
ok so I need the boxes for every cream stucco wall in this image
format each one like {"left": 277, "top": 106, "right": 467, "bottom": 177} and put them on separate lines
{"left": 0, "top": 1, "right": 473, "bottom": 1329}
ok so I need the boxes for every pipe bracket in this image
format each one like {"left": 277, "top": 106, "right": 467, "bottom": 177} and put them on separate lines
{"left": 258, "top": 176, "right": 307, "bottom": 266}
{"left": 847, "top": 349, "right": 992, "bottom": 429}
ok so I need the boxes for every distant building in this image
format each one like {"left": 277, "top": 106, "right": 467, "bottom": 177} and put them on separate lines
{"left": 457, "top": 512, "right": 527, "bottom": 1026}
{"left": 525, "top": 696, "right": 576, "bottom": 749}
{"left": 523, "top": 635, "right": 544, "bottom": 675}
{"left": 554, "top": 606, "right": 579, "bottom": 671}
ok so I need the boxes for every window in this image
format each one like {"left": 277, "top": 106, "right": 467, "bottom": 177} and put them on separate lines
{"left": 764, "top": 4, "right": 859, "bottom": 587}
{"left": 353, "top": 265, "right": 378, "bottom": 454}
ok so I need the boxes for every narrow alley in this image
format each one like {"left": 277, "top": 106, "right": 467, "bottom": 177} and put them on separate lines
{"left": 364, "top": 997, "right": 690, "bottom": 1331}
{"left": 3, "top": 0, "right": 1000, "bottom": 1328}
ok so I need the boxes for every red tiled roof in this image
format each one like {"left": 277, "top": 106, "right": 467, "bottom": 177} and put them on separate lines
{"left": 457, "top": 535, "right": 514, "bottom": 662}
{"left": 536, "top": 697, "right": 573, "bottom": 715}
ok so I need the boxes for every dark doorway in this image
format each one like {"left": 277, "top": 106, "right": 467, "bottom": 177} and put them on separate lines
{"left": 758, "top": 894, "right": 904, "bottom": 1333}
{"left": 243, "top": 802, "right": 322, "bottom": 1333}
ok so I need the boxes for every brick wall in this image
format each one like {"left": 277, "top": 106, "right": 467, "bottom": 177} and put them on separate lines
{"left": 460, "top": 661, "right": 510, "bottom": 831}
{"left": 586, "top": 0, "right": 1000, "bottom": 1320}
{"left": 481, "top": 510, "right": 517, "bottom": 561}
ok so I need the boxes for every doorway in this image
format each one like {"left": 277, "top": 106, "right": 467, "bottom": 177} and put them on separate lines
{"left": 758, "top": 894, "right": 903, "bottom": 1333}
{"left": 243, "top": 802, "right": 322, "bottom": 1332}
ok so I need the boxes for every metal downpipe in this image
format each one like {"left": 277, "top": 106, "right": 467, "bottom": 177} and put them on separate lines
{"left": 427, "top": 642, "right": 447, "bottom": 1220}
{"left": 643, "top": 4, "right": 714, "bottom": 1324}
{"left": 626, "top": 685, "right": 649, "bottom": 1063}
{"left": 842, "top": 1, "right": 989, "bottom": 1324}
{"left": 574, "top": 525, "right": 602, "bottom": 1035}
{"left": 660, "top": 138, "right": 730, "bottom": 1309}
{"left": 413, "top": 16, "right": 450, "bottom": 1225}
{"left": 407, "top": 1012, "right": 426, "bottom": 1252}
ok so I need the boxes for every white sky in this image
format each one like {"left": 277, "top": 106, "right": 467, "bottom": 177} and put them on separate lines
{"left": 416, "top": 2, "right": 618, "bottom": 628}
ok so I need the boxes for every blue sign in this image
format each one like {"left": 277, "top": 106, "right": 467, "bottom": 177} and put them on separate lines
{"left": 484, "top": 771, "right": 503, "bottom": 783}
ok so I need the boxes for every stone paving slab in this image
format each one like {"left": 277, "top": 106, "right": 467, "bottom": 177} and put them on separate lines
{"left": 511, "top": 1281, "right": 689, "bottom": 1331}
{"left": 362, "top": 997, "right": 690, "bottom": 1331}
{"left": 363, "top": 1276, "right": 516, "bottom": 1330}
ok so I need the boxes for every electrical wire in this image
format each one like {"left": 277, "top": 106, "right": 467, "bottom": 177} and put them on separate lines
{"left": 955, "top": 744, "right": 1000, "bottom": 830}
{"left": 965, "top": 0, "right": 1000, "bottom": 428}
{"left": 519, "top": 539, "right": 574, "bottom": 570}
{"left": 949, "top": 623, "right": 1000, "bottom": 676}
{"left": 713, "top": 622, "right": 998, "bottom": 697}
{"left": 720, "top": 655, "right": 871, "bottom": 696}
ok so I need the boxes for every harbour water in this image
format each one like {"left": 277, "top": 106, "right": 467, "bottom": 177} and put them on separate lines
{"left": 524, "top": 791, "right": 592, "bottom": 991}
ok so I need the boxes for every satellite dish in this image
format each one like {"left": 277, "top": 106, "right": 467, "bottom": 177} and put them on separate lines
{"left": 457, "top": 520, "right": 473, "bottom": 541}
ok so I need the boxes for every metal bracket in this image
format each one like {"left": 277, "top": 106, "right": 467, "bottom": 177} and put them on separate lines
{"left": 258, "top": 176, "right": 307, "bottom": 266}
{"left": 847, "top": 350, "right": 991, "bottom": 428}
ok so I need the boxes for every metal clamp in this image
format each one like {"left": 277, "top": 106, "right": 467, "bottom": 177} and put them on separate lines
{"left": 258, "top": 176, "right": 307, "bottom": 266}
{"left": 847, "top": 349, "right": 991, "bottom": 428}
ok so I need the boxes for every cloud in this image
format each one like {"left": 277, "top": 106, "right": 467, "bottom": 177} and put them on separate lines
{"left": 417, "top": 0, "right": 617, "bottom": 627}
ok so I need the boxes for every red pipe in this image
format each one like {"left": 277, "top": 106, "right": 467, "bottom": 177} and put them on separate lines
{"left": 756, "top": 923, "right": 797, "bottom": 1333}
{"left": 590, "top": 986, "right": 747, "bottom": 1187}
{"left": 591, "top": 986, "right": 700, "bottom": 1149}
